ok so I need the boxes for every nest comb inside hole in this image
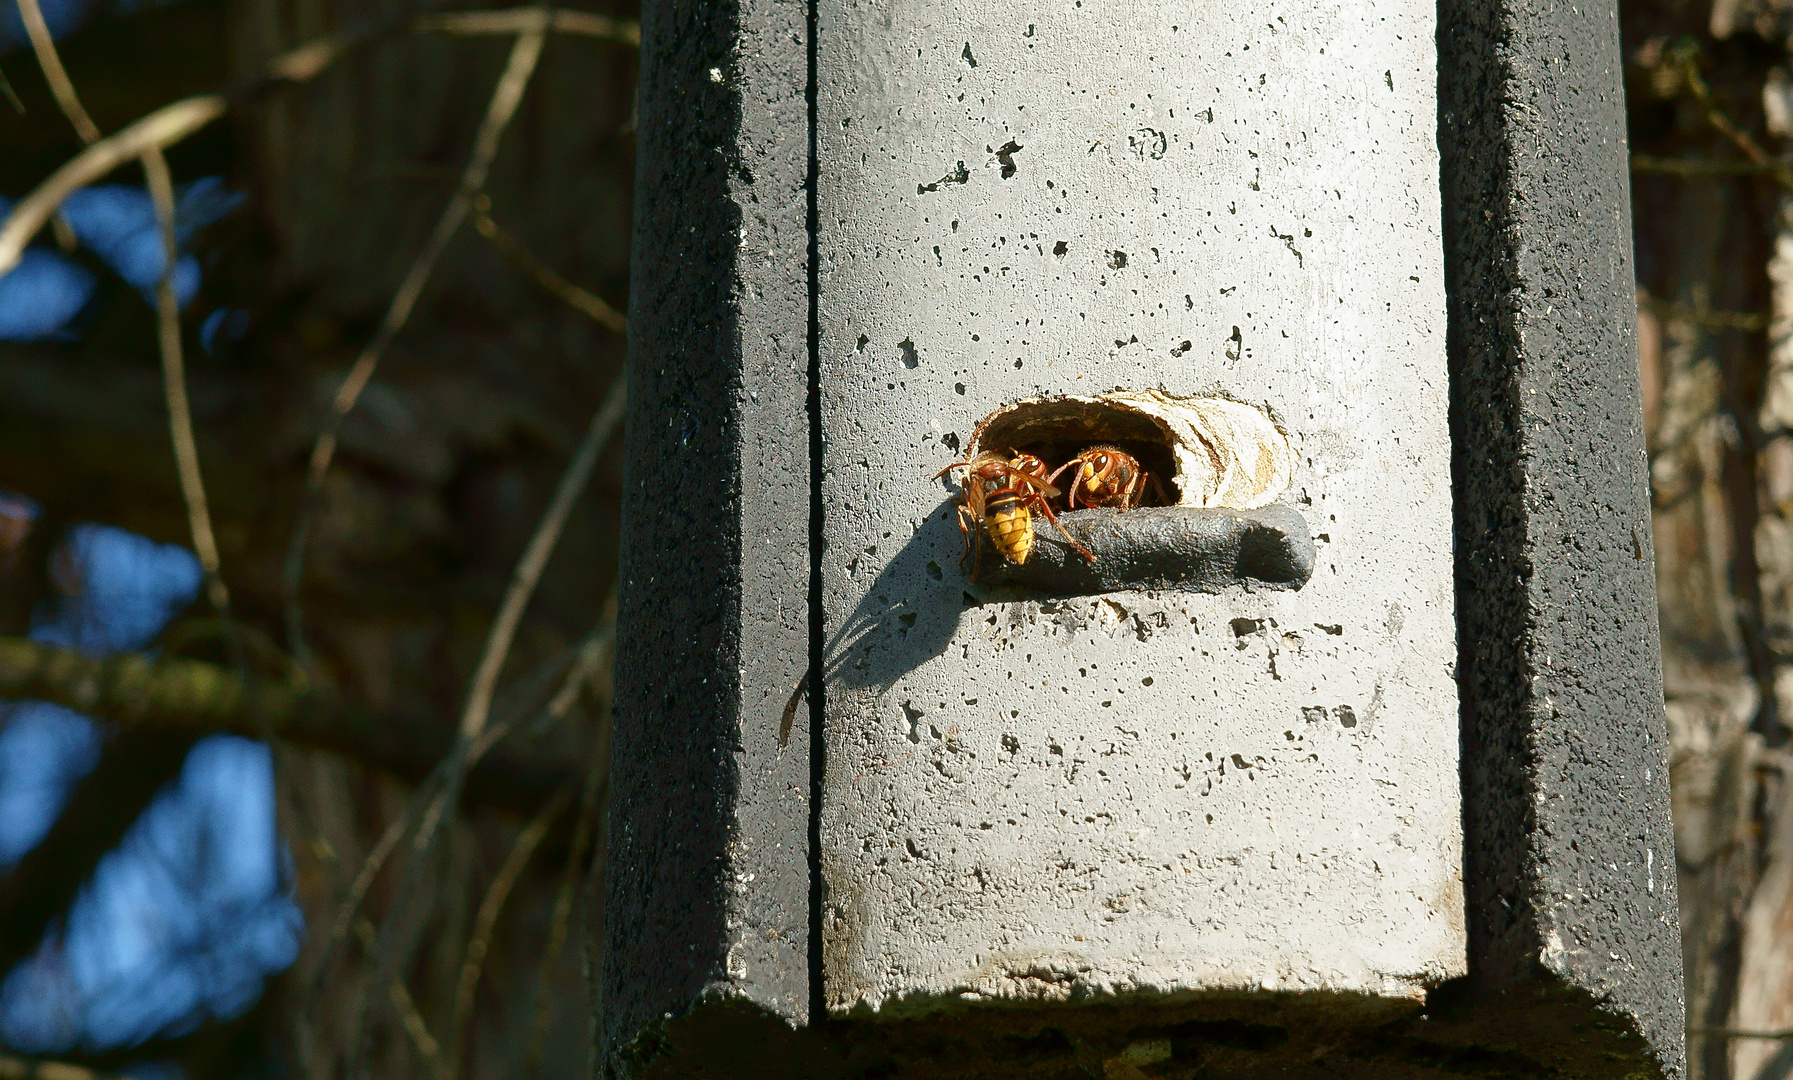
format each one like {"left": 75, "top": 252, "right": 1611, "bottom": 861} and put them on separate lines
{"left": 960, "top": 391, "right": 1310, "bottom": 596}
{"left": 968, "top": 391, "right": 1293, "bottom": 510}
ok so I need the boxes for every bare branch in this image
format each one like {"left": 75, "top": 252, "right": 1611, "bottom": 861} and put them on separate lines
{"left": 13, "top": 0, "right": 100, "bottom": 142}
{"left": 354, "top": 917, "right": 448, "bottom": 1078}
{"left": 0, "top": 65, "right": 23, "bottom": 114}
{"left": 0, "top": 635, "right": 583, "bottom": 814}
{"left": 0, "top": 0, "right": 568, "bottom": 276}
{"left": 0, "top": 96, "right": 227, "bottom": 275}
{"left": 448, "top": 785, "right": 573, "bottom": 1079}
{"left": 1640, "top": 292, "right": 1770, "bottom": 333}
{"left": 459, "top": 372, "right": 625, "bottom": 744}
{"left": 138, "top": 148, "right": 235, "bottom": 622}
{"left": 285, "top": 26, "right": 547, "bottom": 664}
{"left": 1631, "top": 152, "right": 1787, "bottom": 176}
{"left": 1673, "top": 48, "right": 1793, "bottom": 192}
{"left": 413, "top": 6, "right": 640, "bottom": 45}
{"left": 11, "top": 1, "right": 243, "bottom": 655}
{"left": 523, "top": 602, "right": 614, "bottom": 1079}
{"left": 472, "top": 195, "right": 626, "bottom": 334}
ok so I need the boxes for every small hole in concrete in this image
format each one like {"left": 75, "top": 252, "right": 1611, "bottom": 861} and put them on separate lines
{"left": 1108, "top": 250, "right": 1128, "bottom": 269}
{"left": 955, "top": 383, "right": 967, "bottom": 395}
{"left": 899, "top": 338, "right": 920, "bottom": 368}
{"left": 925, "top": 560, "right": 944, "bottom": 580}
{"left": 995, "top": 140, "right": 1022, "bottom": 178}
{"left": 1230, "top": 617, "right": 1262, "bottom": 637}
{"left": 1053, "top": 240, "right": 1068, "bottom": 256}
{"left": 955, "top": 395, "right": 1307, "bottom": 594}
{"left": 970, "top": 399, "right": 1183, "bottom": 505}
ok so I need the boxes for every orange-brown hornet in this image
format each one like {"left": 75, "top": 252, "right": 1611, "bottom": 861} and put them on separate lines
{"left": 937, "top": 449, "right": 1096, "bottom": 577}
{"left": 1048, "top": 445, "right": 1166, "bottom": 510}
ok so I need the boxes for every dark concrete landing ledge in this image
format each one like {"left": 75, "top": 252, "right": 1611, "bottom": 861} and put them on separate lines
{"left": 975, "top": 504, "right": 1314, "bottom": 596}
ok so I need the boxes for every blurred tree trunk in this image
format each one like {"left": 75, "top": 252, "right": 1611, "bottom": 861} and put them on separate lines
{"left": 1626, "top": 3, "right": 1788, "bottom": 1078}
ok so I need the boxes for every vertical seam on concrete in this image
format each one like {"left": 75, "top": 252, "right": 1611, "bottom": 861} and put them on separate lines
{"left": 805, "top": 0, "right": 825, "bottom": 1027}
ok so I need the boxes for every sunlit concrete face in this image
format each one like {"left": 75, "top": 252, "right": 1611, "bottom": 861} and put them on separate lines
{"left": 815, "top": 0, "right": 1464, "bottom": 1015}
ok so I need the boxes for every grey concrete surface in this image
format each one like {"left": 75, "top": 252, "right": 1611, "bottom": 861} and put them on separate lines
{"left": 605, "top": 0, "right": 1686, "bottom": 1070}
{"left": 603, "top": 0, "right": 814, "bottom": 1064}
{"left": 1438, "top": 0, "right": 1684, "bottom": 1074}
{"left": 815, "top": 0, "right": 1464, "bottom": 1017}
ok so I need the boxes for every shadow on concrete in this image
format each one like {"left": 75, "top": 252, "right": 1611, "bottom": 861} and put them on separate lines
{"left": 822, "top": 498, "right": 1315, "bottom": 694}
{"left": 823, "top": 499, "right": 970, "bottom": 693}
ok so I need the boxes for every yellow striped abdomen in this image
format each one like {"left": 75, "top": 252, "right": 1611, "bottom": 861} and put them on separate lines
{"left": 984, "top": 489, "right": 1033, "bottom": 564}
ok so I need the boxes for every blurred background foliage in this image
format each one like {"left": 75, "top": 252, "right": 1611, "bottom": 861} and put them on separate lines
{"left": 0, "top": 0, "right": 635, "bottom": 1075}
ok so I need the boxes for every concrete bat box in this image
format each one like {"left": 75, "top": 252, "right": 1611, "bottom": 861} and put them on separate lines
{"left": 815, "top": 0, "right": 1464, "bottom": 1019}
{"left": 607, "top": 0, "right": 1682, "bottom": 1069}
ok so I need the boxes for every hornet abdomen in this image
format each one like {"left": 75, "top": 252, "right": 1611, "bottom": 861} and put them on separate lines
{"left": 983, "top": 487, "right": 1034, "bottom": 564}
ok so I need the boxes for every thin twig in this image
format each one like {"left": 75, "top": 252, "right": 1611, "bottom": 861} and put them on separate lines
{"left": 1641, "top": 294, "right": 1771, "bottom": 332}
{"left": 304, "top": 634, "right": 585, "bottom": 1041}
{"left": 1688, "top": 1026, "right": 1793, "bottom": 1040}
{"left": 0, "top": 1055, "right": 122, "bottom": 1080}
{"left": 1676, "top": 51, "right": 1793, "bottom": 192}
{"left": 521, "top": 610, "right": 613, "bottom": 1078}
{"left": 353, "top": 917, "right": 447, "bottom": 1077}
{"left": 0, "top": 96, "right": 226, "bottom": 275}
{"left": 472, "top": 194, "right": 626, "bottom": 334}
{"left": 322, "top": 794, "right": 427, "bottom": 978}
{"left": 528, "top": 588, "right": 615, "bottom": 737}
{"left": 414, "top": 5, "right": 639, "bottom": 45}
{"left": 141, "top": 148, "right": 234, "bottom": 617}
{"left": 15, "top": 0, "right": 239, "bottom": 657}
{"left": 283, "top": 26, "right": 547, "bottom": 665}
{"left": 0, "top": 64, "right": 23, "bottom": 114}
{"left": 355, "top": 369, "right": 624, "bottom": 1074}
{"left": 12, "top": 0, "right": 99, "bottom": 142}
{"left": 458, "top": 372, "right": 625, "bottom": 745}
{"left": 0, "top": 0, "right": 586, "bottom": 273}
{"left": 1632, "top": 152, "right": 1787, "bottom": 176}
{"left": 448, "top": 786, "right": 573, "bottom": 1079}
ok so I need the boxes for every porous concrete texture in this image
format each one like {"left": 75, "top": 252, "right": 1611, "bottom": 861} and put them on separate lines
{"left": 605, "top": 0, "right": 1689, "bottom": 1070}
{"left": 816, "top": 0, "right": 1464, "bottom": 1017}
{"left": 604, "top": 0, "right": 814, "bottom": 1057}
{"left": 1438, "top": 0, "right": 1684, "bottom": 1074}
